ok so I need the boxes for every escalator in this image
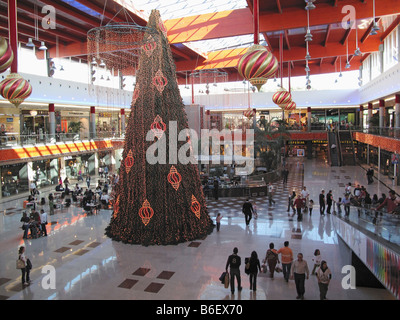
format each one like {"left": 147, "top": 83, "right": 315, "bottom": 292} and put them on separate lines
{"left": 338, "top": 130, "right": 356, "bottom": 165}
{"left": 328, "top": 131, "right": 340, "bottom": 166}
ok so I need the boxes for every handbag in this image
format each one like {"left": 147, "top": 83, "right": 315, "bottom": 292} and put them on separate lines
{"left": 16, "top": 258, "right": 25, "bottom": 269}
{"left": 26, "top": 258, "right": 32, "bottom": 270}
{"left": 224, "top": 272, "right": 230, "bottom": 288}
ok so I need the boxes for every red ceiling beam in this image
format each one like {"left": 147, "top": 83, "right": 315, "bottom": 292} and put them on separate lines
{"left": 324, "top": 24, "right": 332, "bottom": 47}
{"left": 361, "top": 18, "right": 381, "bottom": 43}
{"left": 284, "top": 30, "right": 291, "bottom": 50}
{"left": 174, "top": 37, "right": 381, "bottom": 71}
{"left": 380, "top": 15, "right": 400, "bottom": 42}
{"left": 72, "top": 0, "right": 124, "bottom": 23}
{"left": 340, "top": 21, "right": 354, "bottom": 45}
{"left": 276, "top": 0, "right": 283, "bottom": 14}
{"left": 164, "top": 0, "right": 400, "bottom": 44}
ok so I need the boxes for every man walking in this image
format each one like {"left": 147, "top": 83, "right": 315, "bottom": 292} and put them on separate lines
{"left": 225, "top": 247, "right": 242, "bottom": 295}
{"left": 277, "top": 241, "right": 293, "bottom": 282}
{"left": 290, "top": 253, "right": 310, "bottom": 300}
{"left": 242, "top": 198, "right": 254, "bottom": 226}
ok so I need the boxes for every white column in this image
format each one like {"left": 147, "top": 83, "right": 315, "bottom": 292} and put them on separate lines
{"left": 90, "top": 106, "right": 96, "bottom": 139}
{"left": 49, "top": 103, "right": 55, "bottom": 143}
{"left": 307, "top": 107, "right": 311, "bottom": 132}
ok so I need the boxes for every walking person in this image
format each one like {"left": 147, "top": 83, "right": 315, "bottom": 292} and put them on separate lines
{"left": 225, "top": 247, "right": 242, "bottom": 294}
{"left": 290, "top": 253, "right": 310, "bottom": 300}
{"left": 17, "top": 246, "right": 31, "bottom": 287}
{"left": 316, "top": 260, "right": 332, "bottom": 300}
{"left": 242, "top": 198, "right": 254, "bottom": 226}
{"left": 268, "top": 182, "right": 276, "bottom": 206}
{"left": 311, "top": 249, "right": 321, "bottom": 275}
{"left": 319, "top": 190, "right": 326, "bottom": 216}
{"left": 326, "top": 190, "right": 333, "bottom": 214}
{"left": 309, "top": 199, "right": 314, "bottom": 216}
{"left": 301, "top": 186, "right": 309, "bottom": 213}
{"left": 216, "top": 213, "right": 222, "bottom": 232}
{"left": 248, "top": 251, "right": 261, "bottom": 291}
{"left": 86, "top": 175, "right": 91, "bottom": 189}
{"left": 342, "top": 194, "right": 351, "bottom": 218}
{"left": 287, "top": 190, "right": 296, "bottom": 214}
{"left": 293, "top": 194, "right": 304, "bottom": 221}
{"left": 277, "top": 241, "right": 293, "bottom": 282}
{"left": 20, "top": 212, "right": 30, "bottom": 239}
{"left": 263, "top": 242, "right": 279, "bottom": 279}
{"left": 48, "top": 193, "right": 55, "bottom": 216}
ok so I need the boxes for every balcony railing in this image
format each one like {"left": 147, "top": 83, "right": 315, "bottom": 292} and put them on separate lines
{"left": 0, "top": 131, "right": 125, "bottom": 148}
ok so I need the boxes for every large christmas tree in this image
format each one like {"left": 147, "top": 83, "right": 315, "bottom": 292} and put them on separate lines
{"left": 105, "top": 10, "right": 214, "bottom": 246}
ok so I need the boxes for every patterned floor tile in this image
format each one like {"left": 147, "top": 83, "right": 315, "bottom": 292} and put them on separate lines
{"left": 144, "top": 282, "right": 164, "bottom": 293}
{"left": 118, "top": 279, "right": 138, "bottom": 289}
{"left": 157, "top": 271, "right": 175, "bottom": 280}
{"left": 132, "top": 267, "right": 151, "bottom": 276}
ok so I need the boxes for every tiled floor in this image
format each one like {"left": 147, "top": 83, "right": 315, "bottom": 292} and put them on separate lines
{"left": 0, "top": 157, "right": 397, "bottom": 300}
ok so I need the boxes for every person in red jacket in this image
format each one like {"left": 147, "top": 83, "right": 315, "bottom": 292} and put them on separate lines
{"left": 293, "top": 194, "right": 305, "bottom": 221}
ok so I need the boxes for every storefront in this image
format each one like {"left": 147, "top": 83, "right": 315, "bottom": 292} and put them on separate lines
{"left": 1, "top": 163, "right": 29, "bottom": 197}
{"left": 60, "top": 110, "right": 90, "bottom": 139}
{"left": 97, "top": 112, "right": 119, "bottom": 137}
{"left": 64, "top": 153, "right": 93, "bottom": 179}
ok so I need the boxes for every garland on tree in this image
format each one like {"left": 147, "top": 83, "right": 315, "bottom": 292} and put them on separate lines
{"left": 105, "top": 10, "right": 214, "bottom": 246}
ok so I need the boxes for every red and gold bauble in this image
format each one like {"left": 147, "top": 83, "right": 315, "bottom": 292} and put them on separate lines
{"left": 124, "top": 149, "right": 134, "bottom": 174}
{"left": 150, "top": 114, "right": 166, "bottom": 139}
{"left": 0, "top": 73, "right": 32, "bottom": 107}
{"left": 138, "top": 199, "right": 154, "bottom": 226}
{"left": 167, "top": 165, "right": 182, "bottom": 191}
{"left": 0, "top": 37, "right": 13, "bottom": 73}
{"left": 191, "top": 195, "right": 201, "bottom": 219}
{"left": 243, "top": 107, "right": 256, "bottom": 120}
{"left": 237, "top": 44, "right": 278, "bottom": 91}
{"left": 285, "top": 101, "right": 296, "bottom": 112}
{"left": 272, "top": 87, "right": 292, "bottom": 109}
{"left": 142, "top": 36, "right": 157, "bottom": 57}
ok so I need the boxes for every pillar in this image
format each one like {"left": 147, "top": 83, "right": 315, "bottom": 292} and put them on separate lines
{"left": 49, "top": 103, "right": 55, "bottom": 142}
{"left": 120, "top": 108, "right": 126, "bottom": 135}
{"left": 90, "top": 106, "right": 96, "bottom": 139}
{"left": 368, "top": 103, "right": 373, "bottom": 127}
{"left": 395, "top": 94, "right": 400, "bottom": 129}
{"left": 8, "top": 0, "right": 18, "bottom": 73}
{"left": 307, "top": 107, "right": 311, "bottom": 132}
{"left": 359, "top": 105, "right": 364, "bottom": 129}
{"left": 379, "top": 100, "right": 385, "bottom": 129}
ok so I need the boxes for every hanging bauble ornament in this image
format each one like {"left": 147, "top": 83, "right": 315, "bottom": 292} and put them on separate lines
{"left": 285, "top": 101, "right": 296, "bottom": 112}
{"left": 152, "top": 69, "right": 168, "bottom": 93}
{"left": 150, "top": 114, "right": 166, "bottom": 139}
{"left": 191, "top": 195, "right": 201, "bottom": 219}
{"left": 167, "top": 165, "right": 182, "bottom": 191}
{"left": 142, "top": 35, "right": 157, "bottom": 57}
{"left": 243, "top": 107, "right": 256, "bottom": 120}
{"left": 0, "top": 73, "right": 32, "bottom": 107}
{"left": 237, "top": 44, "right": 278, "bottom": 91}
{"left": 124, "top": 149, "right": 134, "bottom": 174}
{"left": 272, "top": 87, "right": 292, "bottom": 109}
{"left": 138, "top": 199, "right": 154, "bottom": 226}
{"left": 0, "top": 37, "right": 14, "bottom": 73}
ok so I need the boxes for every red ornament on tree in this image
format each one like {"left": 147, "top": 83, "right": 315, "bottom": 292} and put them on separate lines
{"left": 191, "top": 195, "right": 201, "bottom": 219}
{"left": 125, "top": 149, "right": 134, "bottom": 174}
{"left": 152, "top": 69, "right": 168, "bottom": 93}
{"left": 167, "top": 165, "right": 182, "bottom": 191}
{"left": 142, "top": 36, "right": 157, "bottom": 57}
{"left": 150, "top": 114, "right": 166, "bottom": 139}
{"left": 139, "top": 199, "right": 154, "bottom": 226}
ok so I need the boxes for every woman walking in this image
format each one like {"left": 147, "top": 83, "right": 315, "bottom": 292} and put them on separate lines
{"left": 248, "top": 251, "right": 261, "bottom": 291}
{"left": 263, "top": 242, "right": 279, "bottom": 278}
{"left": 316, "top": 260, "right": 332, "bottom": 300}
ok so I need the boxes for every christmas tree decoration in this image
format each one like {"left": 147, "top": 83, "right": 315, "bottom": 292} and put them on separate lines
{"left": 237, "top": 44, "right": 278, "bottom": 91}
{"left": 285, "top": 101, "right": 296, "bottom": 112}
{"left": 0, "top": 37, "right": 14, "bottom": 73}
{"left": 150, "top": 115, "right": 167, "bottom": 139}
{"left": 0, "top": 73, "right": 32, "bottom": 107}
{"left": 113, "top": 195, "right": 120, "bottom": 219}
{"left": 167, "top": 165, "right": 182, "bottom": 191}
{"left": 191, "top": 195, "right": 201, "bottom": 219}
{"left": 152, "top": 69, "right": 168, "bottom": 93}
{"left": 138, "top": 199, "right": 154, "bottom": 226}
{"left": 124, "top": 149, "right": 134, "bottom": 174}
{"left": 105, "top": 9, "right": 214, "bottom": 246}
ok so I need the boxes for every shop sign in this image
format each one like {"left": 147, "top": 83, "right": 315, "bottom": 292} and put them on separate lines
{"left": 99, "top": 112, "right": 112, "bottom": 117}
{"left": 60, "top": 111, "right": 87, "bottom": 117}
{"left": 312, "top": 140, "right": 327, "bottom": 144}
{"left": 287, "top": 140, "right": 305, "bottom": 145}
{"left": 6, "top": 118, "right": 13, "bottom": 122}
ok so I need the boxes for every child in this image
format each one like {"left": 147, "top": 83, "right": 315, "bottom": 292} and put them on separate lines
{"left": 216, "top": 213, "right": 222, "bottom": 232}
{"left": 311, "top": 249, "right": 321, "bottom": 275}
{"left": 309, "top": 199, "right": 314, "bottom": 216}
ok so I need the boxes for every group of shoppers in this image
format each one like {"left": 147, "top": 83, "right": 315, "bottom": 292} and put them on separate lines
{"left": 224, "top": 242, "right": 332, "bottom": 300}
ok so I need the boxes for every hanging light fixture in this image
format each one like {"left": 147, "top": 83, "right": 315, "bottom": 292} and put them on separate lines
{"left": 354, "top": 20, "right": 362, "bottom": 56}
{"left": 99, "top": 59, "right": 106, "bottom": 67}
{"left": 305, "top": 0, "right": 316, "bottom": 10}
{"left": 39, "top": 41, "right": 47, "bottom": 50}
{"left": 26, "top": 37, "right": 34, "bottom": 47}
{"left": 305, "top": 9, "right": 313, "bottom": 42}
{"left": 370, "top": 0, "right": 380, "bottom": 35}
{"left": 91, "top": 57, "right": 97, "bottom": 65}
{"left": 345, "top": 38, "right": 350, "bottom": 69}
